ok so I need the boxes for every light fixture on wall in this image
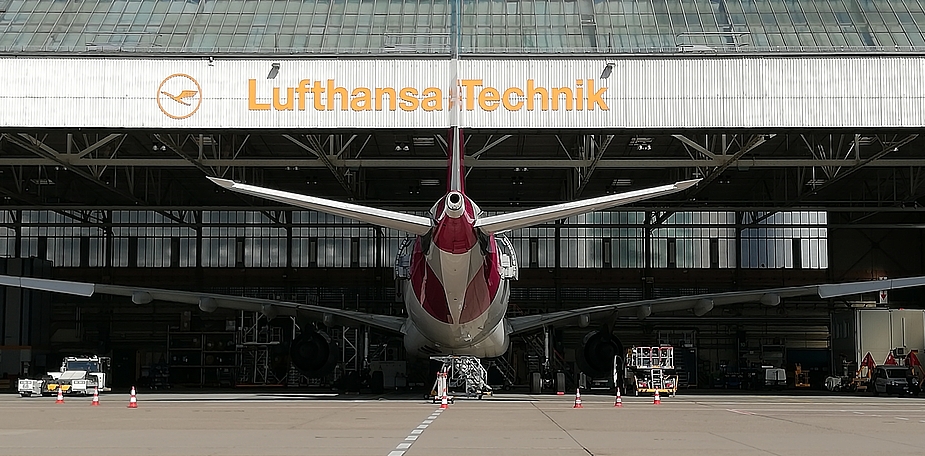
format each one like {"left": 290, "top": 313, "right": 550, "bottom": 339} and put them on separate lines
{"left": 267, "top": 62, "right": 280, "bottom": 79}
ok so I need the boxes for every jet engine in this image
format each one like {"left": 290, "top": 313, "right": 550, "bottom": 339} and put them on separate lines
{"left": 289, "top": 330, "right": 338, "bottom": 377}
{"left": 576, "top": 330, "right": 624, "bottom": 379}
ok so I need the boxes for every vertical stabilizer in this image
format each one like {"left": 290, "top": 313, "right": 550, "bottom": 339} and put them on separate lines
{"left": 447, "top": 127, "right": 465, "bottom": 194}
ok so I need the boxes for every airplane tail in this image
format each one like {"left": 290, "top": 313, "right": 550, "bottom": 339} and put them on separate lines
{"left": 447, "top": 127, "right": 465, "bottom": 194}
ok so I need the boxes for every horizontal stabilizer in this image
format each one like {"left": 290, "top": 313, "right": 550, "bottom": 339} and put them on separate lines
{"left": 209, "top": 178, "right": 432, "bottom": 235}
{"left": 475, "top": 179, "right": 699, "bottom": 234}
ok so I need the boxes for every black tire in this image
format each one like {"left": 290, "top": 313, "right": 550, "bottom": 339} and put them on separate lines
{"left": 556, "top": 372, "right": 566, "bottom": 394}
{"left": 531, "top": 372, "right": 542, "bottom": 394}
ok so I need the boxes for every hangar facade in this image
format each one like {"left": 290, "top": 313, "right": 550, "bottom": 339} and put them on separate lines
{"left": 2, "top": 0, "right": 925, "bottom": 391}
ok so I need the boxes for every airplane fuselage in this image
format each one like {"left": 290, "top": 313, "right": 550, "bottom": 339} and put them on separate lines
{"left": 397, "top": 191, "right": 515, "bottom": 358}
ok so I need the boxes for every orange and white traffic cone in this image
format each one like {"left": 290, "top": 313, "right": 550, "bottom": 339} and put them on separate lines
{"left": 439, "top": 373, "right": 449, "bottom": 409}
{"left": 573, "top": 388, "right": 583, "bottom": 408}
{"left": 55, "top": 387, "right": 65, "bottom": 404}
{"left": 127, "top": 386, "right": 138, "bottom": 409}
{"left": 91, "top": 387, "right": 100, "bottom": 406}
{"left": 653, "top": 389, "right": 661, "bottom": 405}
{"left": 614, "top": 388, "right": 623, "bottom": 407}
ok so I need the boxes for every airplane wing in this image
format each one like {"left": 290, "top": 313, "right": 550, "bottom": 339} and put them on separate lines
{"left": 507, "top": 276, "right": 925, "bottom": 335}
{"left": 209, "top": 177, "right": 433, "bottom": 235}
{"left": 0, "top": 275, "right": 406, "bottom": 334}
{"left": 474, "top": 179, "right": 700, "bottom": 234}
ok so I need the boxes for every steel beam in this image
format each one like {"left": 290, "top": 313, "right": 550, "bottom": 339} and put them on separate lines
{"left": 283, "top": 134, "right": 357, "bottom": 199}
{"left": 5, "top": 133, "right": 148, "bottom": 205}
{"left": 672, "top": 134, "right": 717, "bottom": 159}
{"left": 575, "top": 134, "right": 614, "bottom": 197}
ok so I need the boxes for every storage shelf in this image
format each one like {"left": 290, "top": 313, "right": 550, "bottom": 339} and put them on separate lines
{"left": 168, "top": 326, "right": 238, "bottom": 388}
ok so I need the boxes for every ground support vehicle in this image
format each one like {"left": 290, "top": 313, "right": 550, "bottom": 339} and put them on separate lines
{"left": 624, "top": 346, "right": 678, "bottom": 397}
{"left": 429, "top": 355, "right": 492, "bottom": 401}
{"left": 17, "top": 378, "right": 45, "bottom": 397}
{"left": 18, "top": 356, "right": 112, "bottom": 397}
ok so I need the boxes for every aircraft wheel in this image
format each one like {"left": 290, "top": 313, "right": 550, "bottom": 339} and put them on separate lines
{"left": 556, "top": 372, "right": 566, "bottom": 394}
{"left": 531, "top": 372, "right": 542, "bottom": 394}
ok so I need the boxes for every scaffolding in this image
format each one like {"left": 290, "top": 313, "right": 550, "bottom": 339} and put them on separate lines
{"left": 430, "top": 355, "right": 492, "bottom": 399}
{"left": 236, "top": 311, "right": 286, "bottom": 385}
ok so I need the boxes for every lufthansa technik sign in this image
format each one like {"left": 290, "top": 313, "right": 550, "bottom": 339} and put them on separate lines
{"left": 247, "top": 78, "right": 610, "bottom": 112}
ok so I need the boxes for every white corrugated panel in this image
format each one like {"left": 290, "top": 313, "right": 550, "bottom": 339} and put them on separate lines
{"left": 1, "top": 56, "right": 923, "bottom": 129}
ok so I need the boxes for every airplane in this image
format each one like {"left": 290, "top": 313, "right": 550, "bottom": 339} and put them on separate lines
{"left": 160, "top": 90, "right": 199, "bottom": 106}
{"left": 2, "top": 127, "right": 925, "bottom": 390}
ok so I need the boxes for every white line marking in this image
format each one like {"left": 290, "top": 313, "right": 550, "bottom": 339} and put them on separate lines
{"left": 727, "top": 409, "right": 755, "bottom": 415}
{"left": 897, "top": 417, "right": 909, "bottom": 420}
{"left": 853, "top": 412, "right": 864, "bottom": 415}
{"left": 387, "top": 407, "right": 442, "bottom": 456}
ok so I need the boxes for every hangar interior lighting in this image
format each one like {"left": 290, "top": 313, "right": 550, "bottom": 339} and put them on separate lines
{"left": 630, "top": 137, "right": 653, "bottom": 151}
{"left": 412, "top": 137, "right": 435, "bottom": 147}
{"left": 420, "top": 179, "right": 440, "bottom": 186}
{"left": 612, "top": 179, "right": 633, "bottom": 187}
{"left": 267, "top": 62, "right": 280, "bottom": 79}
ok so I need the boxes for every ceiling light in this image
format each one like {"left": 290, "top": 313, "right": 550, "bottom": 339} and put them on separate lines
{"left": 612, "top": 179, "right": 633, "bottom": 187}
{"left": 420, "top": 179, "right": 440, "bottom": 186}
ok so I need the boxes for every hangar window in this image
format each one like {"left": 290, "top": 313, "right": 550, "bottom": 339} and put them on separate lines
{"left": 650, "top": 211, "right": 736, "bottom": 269}
{"left": 740, "top": 211, "right": 828, "bottom": 269}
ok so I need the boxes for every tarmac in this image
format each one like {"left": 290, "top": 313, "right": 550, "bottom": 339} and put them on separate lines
{"left": 3, "top": 390, "right": 925, "bottom": 455}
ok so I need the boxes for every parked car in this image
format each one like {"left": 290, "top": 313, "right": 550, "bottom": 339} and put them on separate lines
{"left": 871, "top": 366, "right": 919, "bottom": 396}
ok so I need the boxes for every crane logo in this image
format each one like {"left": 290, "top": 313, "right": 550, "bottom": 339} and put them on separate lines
{"left": 156, "top": 74, "right": 202, "bottom": 119}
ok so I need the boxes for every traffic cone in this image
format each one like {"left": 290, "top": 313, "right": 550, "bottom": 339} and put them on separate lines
{"left": 573, "top": 388, "right": 583, "bottom": 408}
{"left": 55, "top": 387, "right": 64, "bottom": 404}
{"left": 91, "top": 387, "right": 100, "bottom": 406}
{"left": 127, "top": 386, "right": 138, "bottom": 409}
{"left": 653, "top": 389, "right": 661, "bottom": 405}
{"left": 614, "top": 388, "right": 623, "bottom": 407}
{"left": 440, "top": 372, "right": 450, "bottom": 409}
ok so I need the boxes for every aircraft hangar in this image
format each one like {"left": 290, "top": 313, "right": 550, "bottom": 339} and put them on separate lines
{"left": 1, "top": 0, "right": 925, "bottom": 394}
